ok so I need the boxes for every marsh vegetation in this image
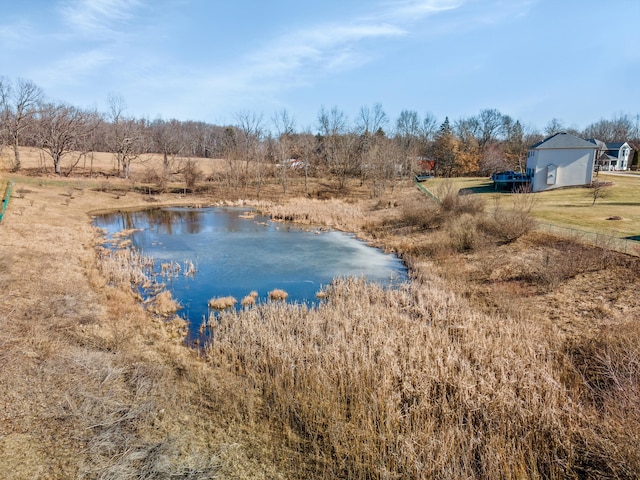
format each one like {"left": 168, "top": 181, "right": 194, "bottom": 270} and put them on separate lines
{"left": 0, "top": 147, "right": 639, "bottom": 478}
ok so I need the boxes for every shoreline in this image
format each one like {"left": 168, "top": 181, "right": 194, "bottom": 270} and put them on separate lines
{"left": 1, "top": 168, "right": 640, "bottom": 477}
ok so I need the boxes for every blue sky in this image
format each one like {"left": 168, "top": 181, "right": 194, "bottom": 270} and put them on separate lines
{"left": 1, "top": 0, "right": 638, "bottom": 132}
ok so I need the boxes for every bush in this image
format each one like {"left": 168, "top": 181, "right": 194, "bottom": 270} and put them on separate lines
{"left": 399, "top": 196, "right": 442, "bottom": 229}
{"left": 480, "top": 193, "right": 536, "bottom": 243}
{"left": 399, "top": 185, "right": 485, "bottom": 232}
{"left": 446, "top": 213, "right": 482, "bottom": 252}
{"left": 182, "top": 159, "right": 202, "bottom": 191}
{"left": 520, "top": 237, "right": 610, "bottom": 289}
{"left": 436, "top": 180, "right": 486, "bottom": 217}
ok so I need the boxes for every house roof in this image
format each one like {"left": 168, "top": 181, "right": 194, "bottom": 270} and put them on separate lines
{"left": 586, "top": 139, "right": 630, "bottom": 158}
{"left": 605, "top": 141, "right": 627, "bottom": 150}
{"left": 586, "top": 138, "right": 606, "bottom": 149}
{"left": 587, "top": 139, "right": 629, "bottom": 150}
{"left": 530, "top": 132, "right": 598, "bottom": 150}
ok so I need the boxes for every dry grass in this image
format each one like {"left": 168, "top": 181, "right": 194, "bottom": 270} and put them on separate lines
{"left": 207, "top": 277, "right": 580, "bottom": 478}
{"left": 267, "top": 197, "right": 364, "bottom": 230}
{"left": 268, "top": 288, "right": 289, "bottom": 301}
{"left": 0, "top": 159, "right": 303, "bottom": 478}
{"left": 147, "top": 290, "right": 182, "bottom": 317}
{"left": 250, "top": 187, "right": 640, "bottom": 478}
{"left": 1, "top": 146, "right": 639, "bottom": 478}
{"left": 241, "top": 291, "right": 259, "bottom": 307}
{"left": 208, "top": 296, "right": 238, "bottom": 310}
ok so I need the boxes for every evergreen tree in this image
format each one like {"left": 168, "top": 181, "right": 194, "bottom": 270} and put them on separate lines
{"left": 433, "top": 117, "right": 458, "bottom": 176}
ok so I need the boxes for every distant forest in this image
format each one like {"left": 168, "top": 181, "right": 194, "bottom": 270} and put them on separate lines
{"left": 1, "top": 76, "right": 638, "bottom": 178}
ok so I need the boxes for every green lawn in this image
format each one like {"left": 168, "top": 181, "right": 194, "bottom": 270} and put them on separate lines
{"left": 423, "top": 174, "right": 640, "bottom": 239}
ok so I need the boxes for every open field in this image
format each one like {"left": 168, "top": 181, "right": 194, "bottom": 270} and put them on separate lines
{"left": 1, "top": 147, "right": 640, "bottom": 478}
{"left": 425, "top": 173, "right": 640, "bottom": 239}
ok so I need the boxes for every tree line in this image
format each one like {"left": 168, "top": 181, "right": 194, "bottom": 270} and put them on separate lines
{"left": 1, "top": 76, "right": 639, "bottom": 186}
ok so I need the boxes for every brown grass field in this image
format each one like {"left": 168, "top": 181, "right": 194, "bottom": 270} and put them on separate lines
{"left": 1, "top": 146, "right": 639, "bottom": 478}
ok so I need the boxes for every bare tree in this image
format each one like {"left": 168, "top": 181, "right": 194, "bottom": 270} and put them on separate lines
{"left": 357, "top": 103, "right": 388, "bottom": 136}
{"left": 476, "top": 108, "right": 506, "bottom": 149}
{"left": 318, "top": 106, "right": 355, "bottom": 190}
{"left": 0, "top": 78, "right": 9, "bottom": 151}
{"left": 1, "top": 78, "right": 43, "bottom": 171}
{"left": 590, "top": 179, "right": 611, "bottom": 206}
{"left": 356, "top": 104, "right": 389, "bottom": 189}
{"left": 235, "top": 111, "right": 265, "bottom": 194}
{"left": 421, "top": 112, "right": 438, "bottom": 143}
{"left": 107, "top": 94, "right": 143, "bottom": 179}
{"left": 36, "top": 102, "right": 98, "bottom": 175}
{"left": 292, "top": 130, "right": 316, "bottom": 194}
{"left": 221, "top": 126, "right": 242, "bottom": 189}
{"left": 478, "top": 143, "right": 509, "bottom": 176}
{"left": 182, "top": 158, "right": 202, "bottom": 192}
{"left": 367, "top": 131, "right": 399, "bottom": 196}
{"left": 583, "top": 115, "right": 635, "bottom": 142}
{"left": 151, "top": 118, "right": 184, "bottom": 172}
{"left": 272, "top": 109, "right": 296, "bottom": 193}
{"left": 544, "top": 118, "right": 565, "bottom": 137}
{"left": 395, "top": 110, "right": 421, "bottom": 175}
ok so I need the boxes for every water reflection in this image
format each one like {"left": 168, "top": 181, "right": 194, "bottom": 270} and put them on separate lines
{"left": 95, "top": 207, "right": 408, "bottom": 339}
{"left": 98, "top": 208, "right": 205, "bottom": 235}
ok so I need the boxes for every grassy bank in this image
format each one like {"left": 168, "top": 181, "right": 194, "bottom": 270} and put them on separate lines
{"left": 1, "top": 149, "right": 639, "bottom": 478}
{"left": 425, "top": 173, "right": 640, "bottom": 239}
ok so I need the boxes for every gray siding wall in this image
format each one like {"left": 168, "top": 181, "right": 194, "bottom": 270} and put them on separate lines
{"left": 526, "top": 148, "right": 595, "bottom": 192}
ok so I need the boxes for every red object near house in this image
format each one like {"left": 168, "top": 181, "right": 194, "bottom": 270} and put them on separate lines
{"left": 418, "top": 159, "right": 435, "bottom": 172}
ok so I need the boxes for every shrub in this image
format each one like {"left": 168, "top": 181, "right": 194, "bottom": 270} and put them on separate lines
{"left": 520, "top": 237, "right": 611, "bottom": 289}
{"left": 480, "top": 193, "right": 537, "bottom": 243}
{"left": 446, "top": 213, "right": 482, "bottom": 252}
{"left": 437, "top": 180, "right": 486, "bottom": 217}
{"left": 182, "top": 159, "right": 202, "bottom": 191}
{"left": 399, "top": 196, "right": 442, "bottom": 229}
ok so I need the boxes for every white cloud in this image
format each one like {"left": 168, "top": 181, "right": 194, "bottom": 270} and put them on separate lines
{"left": 376, "top": 0, "right": 464, "bottom": 22}
{"left": 251, "top": 21, "right": 406, "bottom": 78}
{"left": 0, "top": 20, "right": 31, "bottom": 42}
{"left": 36, "top": 49, "right": 116, "bottom": 86}
{"left": 144, "top": 0, "right": 470, "bottom": 121}
{"left": 60, "top": 0, "right": 143, "bottom": 36}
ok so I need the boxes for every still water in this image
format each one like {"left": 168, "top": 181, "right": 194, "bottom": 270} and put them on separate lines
{"left": 95, "top": 207, "right": 408, "bottom": 335}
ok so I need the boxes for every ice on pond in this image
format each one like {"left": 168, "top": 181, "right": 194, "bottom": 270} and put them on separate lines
{"left": 95, "top": 206, "right": 408, "bottom": 337}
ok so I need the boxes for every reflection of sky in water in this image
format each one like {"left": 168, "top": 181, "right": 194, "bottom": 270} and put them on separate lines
{"left": 95, "top": 207, "right": 408, "bottom": 336}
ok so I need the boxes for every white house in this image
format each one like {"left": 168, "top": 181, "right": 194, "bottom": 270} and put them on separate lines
{"left": 586, "top": 139, "right": 633, "bottom": 171}
{"left": 525, "top": 132, "right": 598, "bottom": 192}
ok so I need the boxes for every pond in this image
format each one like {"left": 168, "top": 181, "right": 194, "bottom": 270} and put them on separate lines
{"left": 94, "top": 206, "right": 408, "bottom": 339}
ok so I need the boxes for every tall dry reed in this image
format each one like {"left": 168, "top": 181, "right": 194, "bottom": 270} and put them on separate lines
{"left": 206, "top": 276, "right": 589, "bottom": 478}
